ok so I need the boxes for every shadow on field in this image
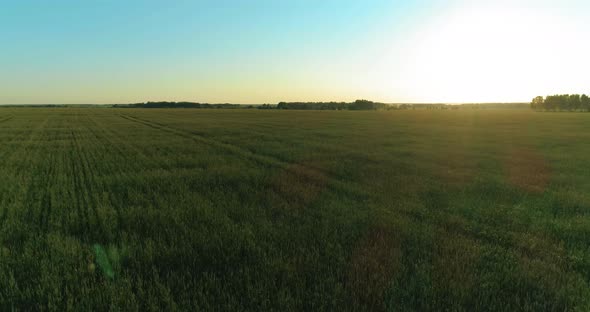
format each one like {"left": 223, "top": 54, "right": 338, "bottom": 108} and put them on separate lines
{"left": 347, "top": 224, "right": 402, "bottom": 310}
{"left": 271, "top": 161, "right": 328, "bottom": 209}
{"left": 504, "top": 147, "right": 551, "bottom": 193}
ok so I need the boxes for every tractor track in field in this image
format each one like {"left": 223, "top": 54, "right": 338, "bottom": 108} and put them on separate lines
{"left": 0, "top": 127, "right": 33, "bottom": 225}
{"left": 0, "top": 117, "right": 50, "bottom": 229}
{"left": 81, "top": 115, "right": 146, "bottom": 241}
{"left": 26, "top": 119, "right": 57, "bottom": 233}
{"left": 121, "top": 114, "right": 329, "bottom": 173}
{"left": 82, "top": 116, "right": 133, "bottom": 241}
{"left": 119, "top": 115, "right": 288, "bottom": 167}
{"left": 89, "top": 116, "right": 168, "bottom": 170}
{"left": 36, "top": 149, "right": 55, "bottom": 233}
{"left": 119, "top": 114, "right": 369, "bottom": 200}
{"left": 0, "top": 117, "right": 43, "bottom": 168}
{"left": 70, "top": 127, "right": 107, "bottom": 242}
{"left": 69, "top": 130, "right": 94, "bottom": 240}
{"left": 0, "top": 116, "right": 14, "bottom": 124}
{"left": 68, "top": 136, "right": 90, "bottom": 239}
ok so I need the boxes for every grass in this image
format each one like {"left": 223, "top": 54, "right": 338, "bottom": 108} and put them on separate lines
{"left": 0, "top": 108, "right": 588, "bottom": 311}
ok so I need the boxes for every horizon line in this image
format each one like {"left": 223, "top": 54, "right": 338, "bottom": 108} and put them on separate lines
{"left": 0, "top": 101, "right": 530, "bottom": 106}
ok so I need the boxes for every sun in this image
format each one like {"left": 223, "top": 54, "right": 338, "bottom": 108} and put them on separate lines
{"left": 368, "top": 2, "right": 590, "bottom": 103}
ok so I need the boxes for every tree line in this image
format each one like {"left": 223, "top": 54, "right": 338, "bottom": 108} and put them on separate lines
{"left": 111, "top": 100, "right": 390, "bottom": 110}
{"left": 113, "top": 102, "right": 242, "bottom": 109}
{"left": 112, "top": 100, "right": 391, "bottom": 110}
{"left": 3, "top": 100, "right": 528, "bottom": 110}
{"left": 277, "top": 99, "right": 391, "bottom": 110}
{"left": 275, "top": 101, "right": 528, "bottom": 110}
{"left": 531, "top": 94, "right": 590, "bottom": 111}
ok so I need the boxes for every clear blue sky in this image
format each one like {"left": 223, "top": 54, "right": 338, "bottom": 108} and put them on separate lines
{"left": 1, "top": 0, "right": 588, "bottom": 104}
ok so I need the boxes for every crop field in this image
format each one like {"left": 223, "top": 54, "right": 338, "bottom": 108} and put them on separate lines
{"left": 0, "top": 108, "right": 589, "bottom": 310}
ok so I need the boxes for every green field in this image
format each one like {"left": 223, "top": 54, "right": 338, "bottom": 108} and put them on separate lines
{"left": 0, "top": 108, "right": 589, "bottom": 310}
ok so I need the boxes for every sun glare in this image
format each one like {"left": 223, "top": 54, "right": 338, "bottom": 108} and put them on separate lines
{"left": 387, "top": 2, "right": 590, "bottom": 103}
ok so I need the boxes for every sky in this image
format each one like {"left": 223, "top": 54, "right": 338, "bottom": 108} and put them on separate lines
{"left": 1, "top": 0, "right": 589, "bottom": 104}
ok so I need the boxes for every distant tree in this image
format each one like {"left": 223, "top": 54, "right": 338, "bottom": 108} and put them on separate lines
{"left": 569, "top": 94, "right": 581, "bottom": 111}
{"left": 543, "top": 95, "right": 555, "bottom": 111}
{"left": 531, "top": 96, "right": 544, "bottom": 110}
{"left": 555, "top": 95, "right": 566, "bottom": 111}
{"left": 349, "top": 99, "right": 375, "bottom": 110}
{"left": 558, "top": 95, "right": 567, "bottom": 111}
{"left": 581, "top": 94, "right": 590, "bottom": 112}
{"left": 349, "top": 99, "right": 390, "bottom": 110}
{"left": 566, "top": 94, "right": 580, "bottom": 111}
